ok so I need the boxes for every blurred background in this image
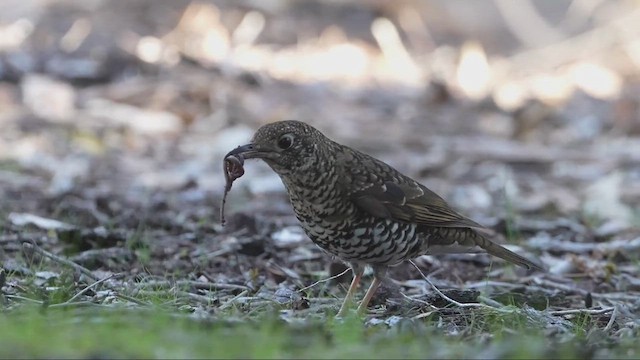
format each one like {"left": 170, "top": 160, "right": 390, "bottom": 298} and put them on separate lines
{"left": 1, "top": 0, "right": 639, "bottom": 280}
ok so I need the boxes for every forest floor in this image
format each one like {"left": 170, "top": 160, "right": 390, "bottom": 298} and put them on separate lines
{"left": 1, "top": 1, "right": 639, "bottom": 358}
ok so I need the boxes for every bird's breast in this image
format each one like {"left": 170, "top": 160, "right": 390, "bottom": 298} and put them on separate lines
{"left": 291, "top": 195, "right": 423, "bottom": 265}
{"left": 335, "top": 219, "right": 423, "bottom": 265}
{"left": 281, "top": 169, "right": 425, "bottom": 266}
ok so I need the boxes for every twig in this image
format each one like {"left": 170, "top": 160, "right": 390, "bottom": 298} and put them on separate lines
{"left": 465, "top": 280, "right": 524, "bottom": 289}
{"left": 198, "top": 247, "right": 235, "bottom": 259}
{"left": 401, "top": 292, "right": 438, "bottom": 308}
{"left": 534, "top": 278, "right": 640, "bottom": 301}
{"left": 60, "top": 273, "right": 122, "bottom": 305}
{"left": 111, "top": 292, "right": 150, "bottom": 306}
{"left": 534, "top": 278, "right": 589, "bottom": 293}
{"left": 4, "top": 294, "right": 44, "bottom": 304}
{"left": 297, "top": 268, "right": 351, "bottom": 292}
{"left": 218, "top": 290, "right": 249, "bottom": 310}
{"left": 176, "top": 291, "right": 217, "bottom": 305}
{"left": 603, "top": 305, "right": 618, "bottom": 332}
{"left": 477, "top": 295, "right": 506, "bottom": 308}
{"left": 22, "top": 242, "right": 98, "bottom": 281}
{"left": 22, "top": 242, "right": 151, "bottom": 306}
{"left": 408, "top": 260, "right": 514, "bottom": 313}
{"left": 0, "top": 234, "right": 20, "bottom": 244}
{"left": 412, "top": 310, "right": 438, "bottom": 320}
{"left": 548, "top": 307, "right": 614, "bottom": 316}
{"left": 135, "top": 280, "right": 251, "bottom": 292}
{"left": 0, "top": 233, "right": 44, "bottom": 244}
{"left": 48, "top": 301, "right": 104, "bottom": 309}
{"left": 527, "top": 237, "right": 640, "bottom": 254}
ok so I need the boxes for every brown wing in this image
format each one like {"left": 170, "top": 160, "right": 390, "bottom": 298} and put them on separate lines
{"left": 335, "top": 147, "right": 484, "bottom": 229}
{"left": 351, "top": 180, "right": 544, "bottom": 270}
{"left": 352, "top": 180, "right": 484, "bottom": 229}
{"left": 339, "top": 148, "right": 543, "bottom": 271}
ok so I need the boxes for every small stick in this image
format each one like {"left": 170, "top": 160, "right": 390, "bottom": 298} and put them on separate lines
{"left": 477, "top": 295, "right": 506, "bottom": 308}
{"left": 60, "top": 273, "right": 122, "bottom": 305}
{"left": 401, "top": 292, "right": 438, "bottom": 308}
{"left": 218, "top": 289, "right": 249, "bottom": 310}
{"left": 111, "top": 292, "right": 150, "bottom": 306}
{"left": 0, "top": 233, "right": 44, "bottom": 244}
{"left": 297, "top": 268, "right": 351, "bottom": 292}
{"left": 548, "top": 308, "right": 614, "bottom": 316}
{"left": 408, "top": 260, "right": 514, "bottom": 313}
{"left": 603, "top": 305, "right": 618, "bottom": 332}
{"left": 23, "top": 241, "right": 98, "bottom": 281}
{"left": 135, "top": 280, "right": 251, "bottom": 292}
{"left": 22, "top": 241, "right": 149, "bottom": 306}
{"left": 535, "top": 278, "right": 640, "bottom": 301}
{"left": 48, "top": 301, "right": 105, "bottom": 309}
{"left": 175, "top": 291, "right": 217, "bottom": 305}
{"left": 4, "top": 294, "right": 44, "bottom": 304}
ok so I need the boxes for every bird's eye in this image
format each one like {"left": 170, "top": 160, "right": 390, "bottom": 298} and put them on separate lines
{"left": 277, "top": 134, "right": 294, "bottom": 150}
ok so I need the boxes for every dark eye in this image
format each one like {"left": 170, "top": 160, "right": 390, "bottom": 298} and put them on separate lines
{"left": 277, "top": 134, "right": 294, "bottom": 150}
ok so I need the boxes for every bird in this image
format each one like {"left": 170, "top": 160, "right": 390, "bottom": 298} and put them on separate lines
{"left": 225, "top": 120, "right": 543, "bottom": 317}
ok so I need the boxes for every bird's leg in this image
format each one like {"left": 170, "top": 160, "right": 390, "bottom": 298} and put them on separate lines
{"left": 356, "top": 277, "right": 382, "bottom": 314}
{"left": 335, "top": 264, "right": 364, "bottom": 318}
{"left": 356, "top": 266, "right": 387, "bottom": 315}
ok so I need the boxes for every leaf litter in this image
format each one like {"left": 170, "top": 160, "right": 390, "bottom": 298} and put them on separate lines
{"left": 0, "top": 0, "right": 639, "bottom": 356}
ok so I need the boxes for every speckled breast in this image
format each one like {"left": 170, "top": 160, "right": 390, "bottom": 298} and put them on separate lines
{"left": 294, "top": 204, "right": 424, "bottom": 266}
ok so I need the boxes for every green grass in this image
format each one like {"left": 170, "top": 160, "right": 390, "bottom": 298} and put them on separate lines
{"left": 3, "top": 215, "right": 639, "bottom": 359}
{"left": 2, "top": 262, "right": 639, "bottom": 359}
{"left": 1, "top": 306, "right": 638, "bottom": 359}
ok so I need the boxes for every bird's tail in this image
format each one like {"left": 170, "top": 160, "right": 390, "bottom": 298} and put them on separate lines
{"left": 474, "top": 232, "right": 544, "bottom": 271}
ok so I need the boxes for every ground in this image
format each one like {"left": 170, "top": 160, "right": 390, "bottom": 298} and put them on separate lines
{"left": 1, "top": 1, "right": 640, "bottom": 358}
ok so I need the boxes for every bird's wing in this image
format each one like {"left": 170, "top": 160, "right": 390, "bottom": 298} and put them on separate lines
{"left": 351, "top": 180, "right": 484, "bottom": 229}
{"left": 336, "top": 147, "right": 483, "bottom": 229}
{"left": 340, "top": 150, "right": 544, "bottom": 271}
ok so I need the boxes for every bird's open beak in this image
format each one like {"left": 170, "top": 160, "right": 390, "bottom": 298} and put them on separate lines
{"left": 225, "top": 143, "right": 257, "bottom": 159}
{"left": 225, "top": 143, "right": 277, "bottom": 160}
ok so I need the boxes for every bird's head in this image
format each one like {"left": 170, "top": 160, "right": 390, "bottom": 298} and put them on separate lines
{"left": 225, "top": 120, "right": 329, "bottom": 176}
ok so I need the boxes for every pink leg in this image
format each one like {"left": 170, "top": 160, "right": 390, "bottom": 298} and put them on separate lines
{"left": 335, "top": 270, "right": 363, "bottom": 318}
{"left": 356, "top": 277, "right": 382, "bottom": 315}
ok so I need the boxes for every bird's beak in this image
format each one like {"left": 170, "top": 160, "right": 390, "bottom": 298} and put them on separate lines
{"left": 225, "top": 143, "right": 258, "bottom": 159}
{"left": 225, "top": 143, "right": 277, "bottom": 160}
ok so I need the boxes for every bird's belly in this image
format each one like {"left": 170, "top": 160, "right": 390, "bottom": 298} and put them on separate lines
{"left": 302, "top": 218, "right": 422, "bottom": 266}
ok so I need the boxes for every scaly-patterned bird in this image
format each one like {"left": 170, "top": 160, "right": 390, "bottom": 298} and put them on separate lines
{"left": 225, "top": 120, "right": 542, "bottom": 317}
